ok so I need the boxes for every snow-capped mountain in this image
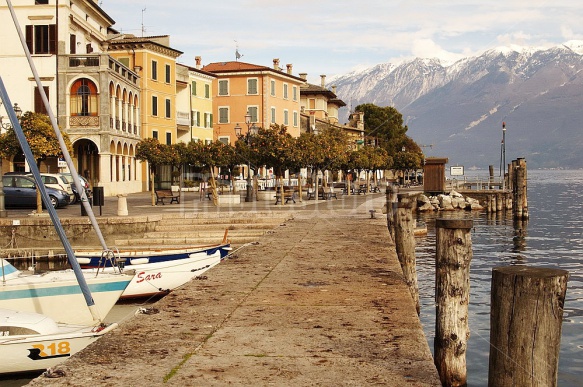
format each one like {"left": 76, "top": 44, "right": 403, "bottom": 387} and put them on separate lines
{"left": 331, "top": 41, "right": 583, "bottom": 169}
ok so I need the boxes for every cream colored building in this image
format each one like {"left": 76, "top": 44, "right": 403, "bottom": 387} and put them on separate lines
{"left": 0, "top": 0, "right": 143, "bottom": 195}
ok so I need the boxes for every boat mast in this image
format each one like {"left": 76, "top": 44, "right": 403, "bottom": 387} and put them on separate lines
{"left": 0, "top": 78, "right": 102, "bottom": 322}
{"left": 4, "top": 0, "right": 108, "bottom": 251}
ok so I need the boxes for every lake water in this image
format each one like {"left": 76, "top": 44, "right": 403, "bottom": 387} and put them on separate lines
{"left": 415, "top": 169, "right": 583, "bottom": 386}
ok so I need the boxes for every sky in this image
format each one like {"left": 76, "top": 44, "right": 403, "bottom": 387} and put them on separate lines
{"left": 99, "top": 0, "right": 583, "bottom": 83}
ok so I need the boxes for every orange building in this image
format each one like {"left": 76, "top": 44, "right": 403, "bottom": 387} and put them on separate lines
{"left": 201, "top": 59, "right": 305, "bottom": 143}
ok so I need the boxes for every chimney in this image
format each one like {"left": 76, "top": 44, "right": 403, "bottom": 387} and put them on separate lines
{"left": 320, "top": 74, "right": 326, "bottom": 87}
{"left": 286, "top": 63, "right": 293, "bottom": 74}
{"left": 332, "top": 85, "right": 337, "bottom": 94}
{"left": 299, "top": 73, "right": 307, "bottom": 81}
{"left": 273, "top": 58, "right": 280, "bottom": 70}
{"left": 195, "top": 56, "right": 202, "bottom": 69}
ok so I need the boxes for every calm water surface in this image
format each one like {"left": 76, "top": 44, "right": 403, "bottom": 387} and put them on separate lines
{"left": 416, "top": 169, "right": 583, "bottom": 386}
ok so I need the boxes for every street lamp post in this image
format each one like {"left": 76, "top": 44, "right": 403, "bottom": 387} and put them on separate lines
{"left": 234, "top": 112, "right": 258, "bottom": 202}
{"left": 500, "top": 122, "right": 506, "bottom": 190}
{"left": 0, "top": 102, "right": 23, "bottom": 217}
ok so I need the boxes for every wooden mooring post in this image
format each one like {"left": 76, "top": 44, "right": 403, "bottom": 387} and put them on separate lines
{"left": 394, "top": 194, "right": 419, "bottom": 315}
{"left": 512, "top": 158, "right": 528, "bottom": 219}
{"left": 488, "top": 266, "right": 568, "bottom": 387}
{"left": 385, "top": 184, "right": 398, "bottom": 242}
{"left": 434, "top": 218, "right": 473, "bottom": 387}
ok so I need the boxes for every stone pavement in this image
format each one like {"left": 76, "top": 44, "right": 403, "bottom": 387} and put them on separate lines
{"left": 26, "top": 192, "right": 441, "bottom": 387}
{"left": 3, "top": 189, "right": 386, "bottom": 219}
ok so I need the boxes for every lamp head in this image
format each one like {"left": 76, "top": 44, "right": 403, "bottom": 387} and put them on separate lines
{"left": 249, "top": 124, "right": 259, "bottom": 136}
{"left": 244, "top": 112, "right": 251, "bottom": 126}
{"left": 13, "top": 103, "right": 22, "bottom": 118}
{"left": 234, "top": 123, "right": 242, "bottom": 137}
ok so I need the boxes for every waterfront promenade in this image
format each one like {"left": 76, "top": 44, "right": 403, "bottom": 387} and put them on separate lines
{"left": 22, "top": 191, "right": 440, "bottom": 386}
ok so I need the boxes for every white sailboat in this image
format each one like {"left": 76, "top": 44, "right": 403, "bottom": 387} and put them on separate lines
{"left": 1, "top": 259, "right": 131, "bottom": 325}
{"left": 85, "top": 250, "right": 222, "bottom": 299}
{"left": 0, "top": 308, "right": 118, "bottom": 375}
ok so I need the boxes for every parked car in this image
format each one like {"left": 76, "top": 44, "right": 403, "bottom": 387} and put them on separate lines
{"left": 29, "top": 173, "right": 75, "bottom": 204}
{"left": 2, "top": 175, "right": 71, "bottom": 208}
{"left": 61, "top": 173, "right": 92, "bottom": 203}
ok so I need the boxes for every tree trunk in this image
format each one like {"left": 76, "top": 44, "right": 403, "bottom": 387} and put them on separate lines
{"left": 150, "top": 171, "right": 156, "bottom": 206}
{"left": 298, "top": 175, "right": 303, "bottom": 202}
{"left": 36, "top": 189, "right": 42, "bottom": 213}
{"left": 209, "top": 167, "right": 218, "bottom": 206}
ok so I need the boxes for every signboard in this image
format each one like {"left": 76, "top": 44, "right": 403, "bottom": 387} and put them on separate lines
{"left": 450, "top": 166, "right": 464, "bottom": 176}
{"left": 57, "top": 157, "right": 67, "bottom": 168}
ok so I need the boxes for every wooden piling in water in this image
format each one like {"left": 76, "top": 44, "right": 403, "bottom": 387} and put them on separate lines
{"left": 488, "top": 266, "right": 568, "bottom": 387}
{"left": 394, "top": 194, "right": 419, "bottom": 315}
{"left": 434, "top": 218, "right": 473, "bottom": 387}
{"left": 512, "top": 158, "right": 528, "bottom": 219}
{"left": 385, "top": 184, "right": 398, "bottom": 242}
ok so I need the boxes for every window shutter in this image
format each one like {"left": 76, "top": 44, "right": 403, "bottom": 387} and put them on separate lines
{"left": 34, "top": 86, "right": 49, "bottom": 115}
{"left": 25, "top": 25, "right": 33, "bottom": 52}
{"left": 70, "top": 34, "right": 76, "bottom": 54}
{"left": 192, "top": 81, "right": 196, "bottom": 95}
{"left": 197, "top": 111, "right": 201, "bottom": 126}
{"left": 209, "top": 114, "right": 213, "bottom": 128}
{"left": 49, "top": 24, "right": 57, "bottom": 54}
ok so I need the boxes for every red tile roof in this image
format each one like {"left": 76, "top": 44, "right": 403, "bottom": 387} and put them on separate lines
{"left": 202, "top": 61, "right": 305, "bottom": 82}
{"left": 202, "top": 61, "right": 268, "bottom": 72}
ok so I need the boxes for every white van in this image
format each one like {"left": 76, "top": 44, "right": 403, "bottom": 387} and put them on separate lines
{"left": 33, "top": 173, "right": 75, "bottom": 203}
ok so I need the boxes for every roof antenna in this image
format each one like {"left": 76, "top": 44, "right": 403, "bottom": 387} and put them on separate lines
{"left": 141, "top": 7, "right": 146, "bottom": 37}
{"left": 235, "top": 40, "right": 242, "bottom": 61}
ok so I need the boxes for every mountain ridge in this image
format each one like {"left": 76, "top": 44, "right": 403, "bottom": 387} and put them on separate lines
{"left": 331, "top": 41, "right": 583, "bottom": 169}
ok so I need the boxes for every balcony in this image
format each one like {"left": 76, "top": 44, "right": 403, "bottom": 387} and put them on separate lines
{"left": 68, "top": 55, "right": 100, "bottom": 68}
{"left": 176, "top": 111, "right": 190, "bottom": 126}
{"left": 70, "top": 116, "right": 99, "bottom": 127}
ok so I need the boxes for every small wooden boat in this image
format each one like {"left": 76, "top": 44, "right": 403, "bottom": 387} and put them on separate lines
{"left": 0, "top": 308, "right": 118, "bottom": 375}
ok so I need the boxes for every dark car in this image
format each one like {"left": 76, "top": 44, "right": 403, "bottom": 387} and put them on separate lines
{"left": 2, "top": 175, "right": 71, "bottom": 208}
{"left": 61, "top": 173, "right": 92, "bottom": 203}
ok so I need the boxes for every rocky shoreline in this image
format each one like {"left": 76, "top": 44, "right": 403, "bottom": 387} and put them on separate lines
{"left": 416, "top": 190, "right": 484, "bottom": 212}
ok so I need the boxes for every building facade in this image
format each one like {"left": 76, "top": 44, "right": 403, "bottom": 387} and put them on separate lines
{"left": 202, "top": 59, "right": 304, "bottom": 144}
{"left": 107, "top": 34, "right": 182, "bottom": 190}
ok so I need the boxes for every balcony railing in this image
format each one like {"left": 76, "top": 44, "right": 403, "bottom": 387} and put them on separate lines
{"left": 69, "top": 56, "right": 100, "bottom": 67}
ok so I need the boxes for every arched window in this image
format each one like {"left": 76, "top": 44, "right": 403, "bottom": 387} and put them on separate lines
{"left": 70, "top": 78, "right": 98, "bottom": 116}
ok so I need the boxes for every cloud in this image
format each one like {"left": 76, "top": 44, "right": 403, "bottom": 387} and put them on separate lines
{"left": 100, "top": 0, "right": 583, "bottom": 77}
{"left": 411, "top": 39, "right": 465, "bottom": 64}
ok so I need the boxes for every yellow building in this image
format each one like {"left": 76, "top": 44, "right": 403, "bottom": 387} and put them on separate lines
{"left": 177, "top": 56, "right": 217, "bottom": 143}
{"left": 107, "top": 34, "right": 182, "bottom": 189}
{"left": 201, "top": 58, "right": 304, "bottom": 143}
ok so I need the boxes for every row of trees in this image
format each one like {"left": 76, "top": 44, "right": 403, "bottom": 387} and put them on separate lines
{"left": 137, "top": 104, "right": 424, "bottom": 205}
